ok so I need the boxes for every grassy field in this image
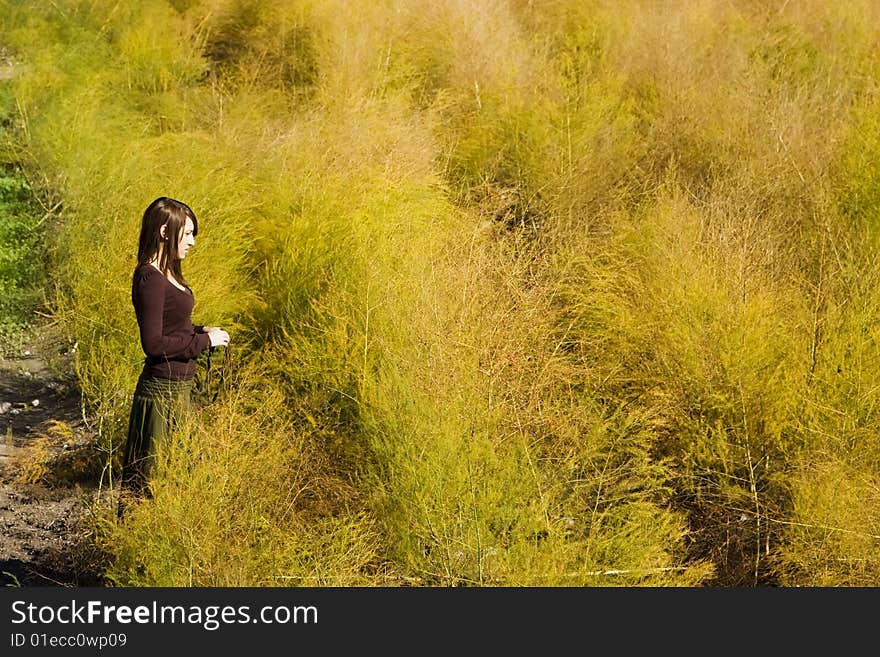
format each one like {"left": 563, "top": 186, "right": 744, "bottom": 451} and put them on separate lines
{"left": 0, "top": 163, "right": 45, "bottom": 355}
{"left": 2, "top": 0, "right": 880, "bottom": 586}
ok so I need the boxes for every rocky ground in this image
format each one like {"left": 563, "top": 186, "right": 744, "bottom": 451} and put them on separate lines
{"left": 0, "top": 328, "right": 110, "bottom": 587}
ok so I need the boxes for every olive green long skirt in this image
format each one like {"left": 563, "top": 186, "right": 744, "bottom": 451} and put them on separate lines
{"left": 120, "top": 373, "right": 193, "bottom": 497}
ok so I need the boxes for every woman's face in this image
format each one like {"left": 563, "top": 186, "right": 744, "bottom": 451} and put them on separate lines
{"left": 177, "top": 217, "right": 195, "bottom": 259}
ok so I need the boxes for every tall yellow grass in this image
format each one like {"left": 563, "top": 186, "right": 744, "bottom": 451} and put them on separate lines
{"left": 2, "top": 0, "right": 880, "bottom": 585}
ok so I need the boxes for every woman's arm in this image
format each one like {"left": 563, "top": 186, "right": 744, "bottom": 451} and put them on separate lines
{"left": 134, "top": 268, "right": 211, "bottom": 359}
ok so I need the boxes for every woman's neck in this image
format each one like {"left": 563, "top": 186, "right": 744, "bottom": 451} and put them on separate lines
{"left": 148, "top": 255, "right": 178, "bottom": 280}
{"left": 149, "top": 259, "right": 185, "bottom": 290}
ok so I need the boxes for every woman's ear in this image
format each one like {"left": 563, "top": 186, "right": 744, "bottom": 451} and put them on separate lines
{"left": 159, "top": 223, "right": 167, "bottom": 239}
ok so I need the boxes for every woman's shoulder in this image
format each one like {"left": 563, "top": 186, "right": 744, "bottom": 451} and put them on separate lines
{"left": 133, "top": 262, "right": 162, "bottom": 285}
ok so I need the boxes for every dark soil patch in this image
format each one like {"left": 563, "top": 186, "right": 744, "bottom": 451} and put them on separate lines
{"left": 0, "top": 328, "right": 111, "bottom": 587}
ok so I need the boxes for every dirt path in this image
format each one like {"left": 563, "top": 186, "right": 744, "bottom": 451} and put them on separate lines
{"left": 0, "top": 329, "right": 109, "bottom": 586}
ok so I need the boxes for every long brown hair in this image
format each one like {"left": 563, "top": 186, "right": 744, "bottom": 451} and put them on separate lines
{"left": 137, "top": 196, "right": 198, "bottom": 287}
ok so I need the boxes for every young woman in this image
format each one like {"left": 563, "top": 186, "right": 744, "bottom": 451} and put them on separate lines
{"left": 119, "top": 196, "right": 230, "bottom": 504}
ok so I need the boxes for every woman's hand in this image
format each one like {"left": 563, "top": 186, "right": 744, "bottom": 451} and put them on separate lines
{"left": 207, "top": 327, "right": 230, "bottom": 347}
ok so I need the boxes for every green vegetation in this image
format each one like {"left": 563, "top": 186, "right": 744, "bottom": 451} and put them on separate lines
{"left": 0, "top": 161, "right": 45, "bottom": 353}
{"left": 1, "top": 0, "right": 879, "bottom": 586}
{"left": 1, "top": 49, "right": 43, "bottom": 350}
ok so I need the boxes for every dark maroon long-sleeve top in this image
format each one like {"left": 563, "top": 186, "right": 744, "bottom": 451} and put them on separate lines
{"left": 132, "top": 263, "right": 212, "bottom": 380}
